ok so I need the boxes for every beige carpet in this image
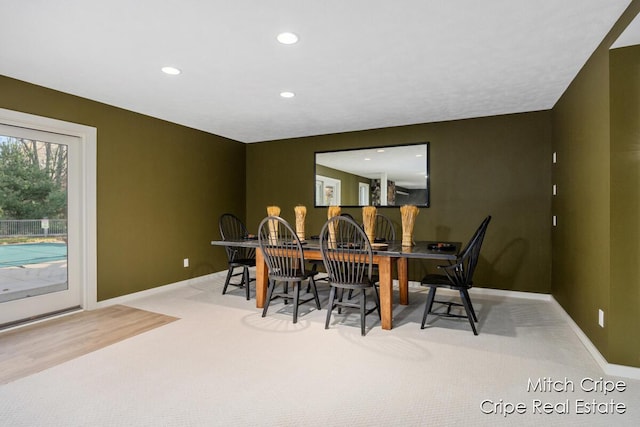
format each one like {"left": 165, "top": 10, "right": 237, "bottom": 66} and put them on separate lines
{"left": 0, "top": 304, "right": 178, "bottom": 384}
{"left": 0, "top": 272, "right": 638, "bottom": 426}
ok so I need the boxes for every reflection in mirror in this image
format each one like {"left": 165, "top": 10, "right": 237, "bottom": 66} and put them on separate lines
{"left": 314, "top": 142, "right": 429, "bottom": 207}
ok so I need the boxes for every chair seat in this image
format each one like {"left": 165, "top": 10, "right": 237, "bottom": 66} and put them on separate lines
{"left": 328, "top": 279, "right": 376, "bottom": 290}
{"left": 230, "top": 258, "right": 256, "bottom": 267}
{"left": 421, "top": 274, "right": 472, "bottom": 289}
{"left": 269, "top": 270, "right": 318, "bottom": 282}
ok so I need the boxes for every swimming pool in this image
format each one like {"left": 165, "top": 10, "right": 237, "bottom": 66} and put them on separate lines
{"left": 0, "top": 243, "right": 67, "bottom": 268}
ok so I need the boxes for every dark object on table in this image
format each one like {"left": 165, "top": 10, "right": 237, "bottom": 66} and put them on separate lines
{"left": 427, "top": 242, "right": 456, "bottom": 251}
{"left": 338, "top": 242, "right": 361, "bottom": 249}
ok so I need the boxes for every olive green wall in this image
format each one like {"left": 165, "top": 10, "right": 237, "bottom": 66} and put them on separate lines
{"left": 552, "top": 1, "right": 640, "bottom": 367}
{"left": 246, "top": 112, "right": 553, "bottom": 293}
{"left": 610, "top": 44, "right": 640, "bottom": 367}
{"left": 0, "top": 75, "right": 245, "bottom": 301}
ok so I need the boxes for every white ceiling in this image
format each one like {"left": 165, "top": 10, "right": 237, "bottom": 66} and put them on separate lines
{"left": 612, "top": 10, "right": 640, "bottom": 48}
{"left": 317, "top": 144, "right": 428, "bottom": 189}
{"left": 0, "top": 1, "right": 633, "bottom": 143}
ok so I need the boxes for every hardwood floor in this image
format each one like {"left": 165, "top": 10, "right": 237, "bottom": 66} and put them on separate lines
{"left": 0, "top": 304, "right": 178, "bottom": 384}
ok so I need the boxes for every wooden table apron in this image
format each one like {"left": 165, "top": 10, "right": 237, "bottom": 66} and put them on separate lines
{"left": 211, "top": 239, "right": 459, "bottom": 330}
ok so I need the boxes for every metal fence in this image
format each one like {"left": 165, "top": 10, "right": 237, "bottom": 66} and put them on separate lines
{"left": 0, "top": 219, "right": 67, "bottom": 237}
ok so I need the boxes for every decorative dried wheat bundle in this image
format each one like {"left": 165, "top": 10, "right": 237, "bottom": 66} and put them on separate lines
{"left": 327, "top": 206, "right": 341, "bottom": 248}
{"left": 266, "top": 205, "right": 281, "bottom": 244}
{"left": 266, "top": 205, "right": 281, "bottom": 217}
{"left": 327, "top": 205, "right": 341, "bottom": 219}
{"left": 362, "top": 206, "right": 377, "bottom": 243}
{"left": 400, "top": 205, "right": 419, "bottom": 246}
{"left": 294, "top": 205, "right": 306, "bottom": 240}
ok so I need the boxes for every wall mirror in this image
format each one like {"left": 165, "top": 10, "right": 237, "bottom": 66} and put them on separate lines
{"left": 314, "top": 142, "right": 430, "bottom": 207}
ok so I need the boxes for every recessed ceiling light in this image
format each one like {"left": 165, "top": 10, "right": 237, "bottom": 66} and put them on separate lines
{"left": 280, "top": 91, "right": 295, "bottom": 98}
{"left": 377, "top": 149, "right": 385, "bottom": 153}
{"left": 364, "top": 158, "right": 371, "bottom": 161}
{"left": 416, "top": 154, "right": 423, "bottom": 157}
{"left": 161, "top": 66, "right": 181, "bottom": 75}
{"left": 277, "top": 32, "right": 299, "bottom": 45}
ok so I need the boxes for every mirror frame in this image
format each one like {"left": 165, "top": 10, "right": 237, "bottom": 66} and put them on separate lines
{"left": 314, "top": 142, "right": 430, "bottom": 208}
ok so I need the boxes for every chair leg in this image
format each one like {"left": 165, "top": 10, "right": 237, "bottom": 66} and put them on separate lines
{"left": 372, "top": 285, "right": 381, "bottom": 319}
{"left": 360, "top": 289, "right": 367, "bottom": 336}
{"left": 262, "top": 279, "right": 276, "bottom": 318}
{"left": 421, "top": 287, "right": 437, "bottom": 329}
{"left": 337, "top": 288, "right": 344, "bottom": 314}
{"left": 325, "top": 286, "right": 336, "bottom": 329}
{"left": 459, "top": 290, "right": 478, "bottom": 335}
{"left": 306, "top": 264, "right": 316, "bottom": 293}
{"left": 243, "top": 266, "right": 250, "bottom": 300}
{"left": 293, "top": 282, "right": 300, "bottom": 324}
{"left": 461, "top": 289, "right": 478, "bottom": 322}
{"left": 239, "top": 267, "right": 246, "bottom": 287}
{"left": 222, "top": 266, "right": 234, "bottom": 295}
{"left": 309, "top": 277, "right": 321, "bottom": 309}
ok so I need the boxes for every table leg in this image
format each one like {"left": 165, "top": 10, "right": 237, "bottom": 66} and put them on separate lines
{"left": 255, "top": 248, "right": 268, "bottom": 308}
{"left": 378, "top": 256, "right": 393, "bottom": 330}
{"left": 397, "top": 257, "right": 409, "bottom": 305}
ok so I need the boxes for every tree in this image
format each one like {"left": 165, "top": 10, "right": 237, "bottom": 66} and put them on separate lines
{"left": 0, "top": 138, "right": 67, "bottom": 219}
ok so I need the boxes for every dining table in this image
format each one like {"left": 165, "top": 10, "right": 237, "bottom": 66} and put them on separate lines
{"left": 211, "top": 237, "right": 460, "bottom": 330}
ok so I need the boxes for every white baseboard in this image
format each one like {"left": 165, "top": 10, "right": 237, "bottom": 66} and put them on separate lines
{"left": 407, "top": 280, "right": 552, "bottom": 301}
{"left": 549, "top": 296, "right": 640, "bottom": 380}
{"left": 94, "top": 272, "right": 640, "bottom": 380}
{"left": 412, "top": 283, "right": 640, "bottom": 379}
{"left": 468, "top": 286, "right": 552, "bottom": 301}
{"left": 93, "top": 272, "right": 223, "bottom": 309}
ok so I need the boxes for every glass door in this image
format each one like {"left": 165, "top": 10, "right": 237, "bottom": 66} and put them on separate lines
{"left": 0, "top": 123, "right": 81, "bottom": 326}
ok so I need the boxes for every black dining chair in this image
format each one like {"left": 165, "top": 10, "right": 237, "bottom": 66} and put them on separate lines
{"left": 219, "top": 213, "right": 256, "bottom": 300}
{"left": 347, "top": 213, "right": 395, "bottom": 300}
{"left": 420, "top": 215, "right": 491, "bottom": 335}
{"left": 373, "top": 214, "right": 396, "bottom": 243}
{"left": 320, "top": 215, "right": 380, "bottom": 336}
{"left": 308, "top": 212, "right": 358, "bottom": 283}
{"left": 258, "top": 216, "right": 321, "bottom": 324}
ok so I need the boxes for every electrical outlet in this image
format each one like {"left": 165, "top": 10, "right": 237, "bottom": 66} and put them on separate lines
{"left": 183, "top": 258, "right": 189, "bottom": 268}
{"left": 598, "top": 309, "right": 604, "bottom": 328}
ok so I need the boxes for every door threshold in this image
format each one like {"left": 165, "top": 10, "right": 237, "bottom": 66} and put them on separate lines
{"left": 0, "top": 305, "right": 82, "bottom": 332}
